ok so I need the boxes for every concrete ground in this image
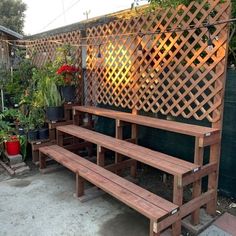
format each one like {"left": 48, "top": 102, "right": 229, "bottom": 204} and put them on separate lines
{"left": 0, "top": 167, "right": 150, "bottom": 236}
{"left": 1, "top": 165, "right": 236, "bottom": 236}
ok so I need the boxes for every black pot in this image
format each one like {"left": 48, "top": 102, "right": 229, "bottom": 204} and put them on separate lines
{"left": 46, "top": 106, "right": 64, "bottom": 122}
{"left": 18, "top": 127, "right": 25, "bottom": 135}
{"left": 28, "top": 129, "right": 39, "bottom": 141}
{"left": 38, "top": 128, "right": 49, "bottom": 140}
{"left": 60, "top": 85, "right": 76, "bottom": 102}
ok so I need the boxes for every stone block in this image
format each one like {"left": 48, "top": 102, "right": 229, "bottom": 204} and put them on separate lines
{"left": 5, "top": 152, "right": 22, "bottom": 166}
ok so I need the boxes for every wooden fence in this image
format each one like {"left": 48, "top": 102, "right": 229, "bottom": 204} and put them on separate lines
{"left": 24, "top": 0, "right": 231, "bottom": 126}
{"left": 86, "top": 0, "right": 231, "bottom": 124}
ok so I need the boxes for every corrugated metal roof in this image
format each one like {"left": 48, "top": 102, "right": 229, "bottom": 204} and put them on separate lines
{"left": 0, "top": 25, "right": 23, "bottom": 39}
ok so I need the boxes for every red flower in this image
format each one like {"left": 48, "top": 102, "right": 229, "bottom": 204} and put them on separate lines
{"left": 57, "top": 64, "right": 79, "bottom": 75}
{"left": 56, "top": 64, "right": 79, "bottom": 85}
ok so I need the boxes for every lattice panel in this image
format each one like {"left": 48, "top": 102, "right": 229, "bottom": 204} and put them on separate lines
{"left": 86, "top": 0, "right": 231, "bottom": 123}
{"left": 25, "top": 30, "right": 83, "bottom": 103}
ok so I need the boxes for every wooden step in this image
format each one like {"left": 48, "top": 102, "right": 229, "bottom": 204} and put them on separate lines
{"left": 73, "top": 106, "right": 220, "bottom": 138}
{"left": 39, "top": 145, "right": 179, "bottom": 221}
{"left": 57, "top": 125, "right": 200, "bottom": 176}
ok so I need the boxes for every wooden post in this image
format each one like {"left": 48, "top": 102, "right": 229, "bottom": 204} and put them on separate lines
{"left": 87, "top": 114, "right": 93, "bottom": 128}
{"left": 130, "top": 108, "right": 138, "bottom": 178}
{"left": 172, "top": 175, "right": 183, "bottom": 235}
{"left": 97, "top": 145, "right": 105, "bottom": 167}
{"left": 87, "top": 113, "right": 94, "bottom": 156}
{"left": 76, "top": 173, "right": 84, "bottom": 197}
{"left": 206, "top": 9, "right": 231, "bottom": 214}
{"left": 39, "top": 152, "right": 46, "bottom": 169}
{"left": 206, "top": 143, "right": 220, "bottom": 215}
{"left": 150, "top": 220, "right": 160, "bottom": 236}
{"left": 73, "top": 110, "right": 83, "bottom": 126}
{"left": 56, "top": 130, "right": 64, "bottom": 146}
{"left": 115, "top": 119, "right": 123, "bottom": 164}
{"left": 191, "top": 137, "right": 204, "bottom": 225}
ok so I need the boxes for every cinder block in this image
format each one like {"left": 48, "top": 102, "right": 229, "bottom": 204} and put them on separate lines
{"left": 5, "top": 152, "right": 22, "bottom": 166}
{"left": 182, "top": 209, "right": 216, "bottom": 235}
{"left": 10, "top": 162, "right": 26, "bottom": 170}
{"left": 14, "top": 166, "right": 30, "bottom": 175}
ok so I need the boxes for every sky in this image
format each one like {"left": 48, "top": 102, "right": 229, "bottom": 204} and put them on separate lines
{"left": 23, "top": 0, "right": 149, "bottom": 35}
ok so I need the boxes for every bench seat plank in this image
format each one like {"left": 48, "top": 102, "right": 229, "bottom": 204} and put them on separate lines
{"left": 57, "top": 125, "right": 199, "bottom": 176}
{"left": 51, "top": 145, "right": 178, "bottom": 214}
{"left": 74, "top": 106, "right": 219, "bottom": 138}
{"left": 39, "top": 145, "right": 178, "bottom": 221}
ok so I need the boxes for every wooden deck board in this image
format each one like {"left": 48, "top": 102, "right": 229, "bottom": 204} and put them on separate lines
{"left": 74, "top": 106, "right": 219, "bottom": 137}
{"left": 57, "top": 125, "right": 199, "bottom": 176}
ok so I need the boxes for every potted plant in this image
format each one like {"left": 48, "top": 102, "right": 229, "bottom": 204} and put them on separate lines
{"left": 42, "top": 76, "right": 64, "bottom": 121}
{"left": 51, "top": 44, "right": 80, "bottom": 103}
{"left": 56, "top": 64, "right": 79, "bottom": 102}
{"left": 5, "top": 135, "right": 21, "bottom": 156}
{"left": 33, "top": 107, "right": 48, "bottom": 140}
{"left": 0, "top": 119, "right": 20, "bottom": 156}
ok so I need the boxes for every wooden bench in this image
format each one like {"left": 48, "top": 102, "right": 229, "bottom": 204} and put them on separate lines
{"left": 56, "top": 124, "right": 202, "bottom": 234}
{"left": 73, "top": 106, "right": 220, "bottom": 226}
{"left": 39, "top": 145, "right": 179, "bottom": 236}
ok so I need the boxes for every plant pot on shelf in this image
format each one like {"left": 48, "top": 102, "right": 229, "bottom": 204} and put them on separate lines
{"left": 38, "top": 128, "right": 49, "bottom": 140}
{"left": 18, "top": 127, "right": 25, "bottom": 136}
{"left": 46, "top": 106, "right": 64, "bottom": 122}
{"left": 5, "top": 137, "right": 20, "bottom": 155}
{"left": 27, "top": 129, "right": 39, "bottom": 141}
{"left": 60, "top": 85, "right": 76, "bottom": 103}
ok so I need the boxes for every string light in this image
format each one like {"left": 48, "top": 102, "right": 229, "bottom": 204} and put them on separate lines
{"left": 206, "top": 17, "right": 214, "bottom": 51}
{"left": 0, "top": 18, "right": 235, "bottom": 51}
{"left": 137, "top": 44, "right": 143, "bottom": 55}
{"left": 207, "top": 38, "right": 214, "bottom": 51}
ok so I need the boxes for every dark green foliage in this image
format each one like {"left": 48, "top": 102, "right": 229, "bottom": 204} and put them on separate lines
{"left": 0, "top": 0, "right": 27, "bottom": 34}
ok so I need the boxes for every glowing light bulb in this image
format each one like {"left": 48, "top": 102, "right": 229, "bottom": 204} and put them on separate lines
{"left": 137, "top": 44, "right": 142, "bottom": 55}
{"left": 207, "top": 39, "right": 214, "bottom": 51}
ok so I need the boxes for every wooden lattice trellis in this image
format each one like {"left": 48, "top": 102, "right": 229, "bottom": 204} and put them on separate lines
{"left": 86, "top": 0, "right": 231, "bottom": 123}
{"left": 25, "top": 30, "right": 83, "bottom": 103}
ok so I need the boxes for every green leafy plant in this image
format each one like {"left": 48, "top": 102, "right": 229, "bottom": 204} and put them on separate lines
{"left": 40, "top": 77, "right": 63, "bottom": 107}
{"left": 19, "top": 135, "right": 27, "bottom": 161}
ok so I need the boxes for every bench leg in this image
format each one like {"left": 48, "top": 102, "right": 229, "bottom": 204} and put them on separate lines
{"left": 115, "top": 120, "right": 123, "bottom": 175}
{"left": 76, "top": 173, "right": 85, "bottom": 197}
{"left": 206, "top": 143, "right": 220, "bottom": 216}
{"left": 39, "top": 152, "right": 46, "bottom": 169}
{"left": 87, "top": 143, "right": 93, "bottom": 157}
{"left": 73, "top": 110, "right": 83, "bottom": 126}
{"left": 97, "top": 145, "right": 105, "bottom": 167}
{"left": 130, "top": 122, "right": 138, "bottom": 177}
{"left": 172, "top": 176, "right": 183, "bottom": 236}
{"left": 191, "top": 138, "right": 204, "bottom": 225}
{"left": 150, "top": 220, "right": 160, "bottom": 236}
{"left": 57, "top": 130, "right": 64, "bottom": 146}
{"left": 130, "top": 160, "right": 137, "bottom": 178}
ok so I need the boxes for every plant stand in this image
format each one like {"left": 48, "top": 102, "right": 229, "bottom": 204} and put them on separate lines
{"left": 29, "top": 139, "right": 57, "bottom": 164}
